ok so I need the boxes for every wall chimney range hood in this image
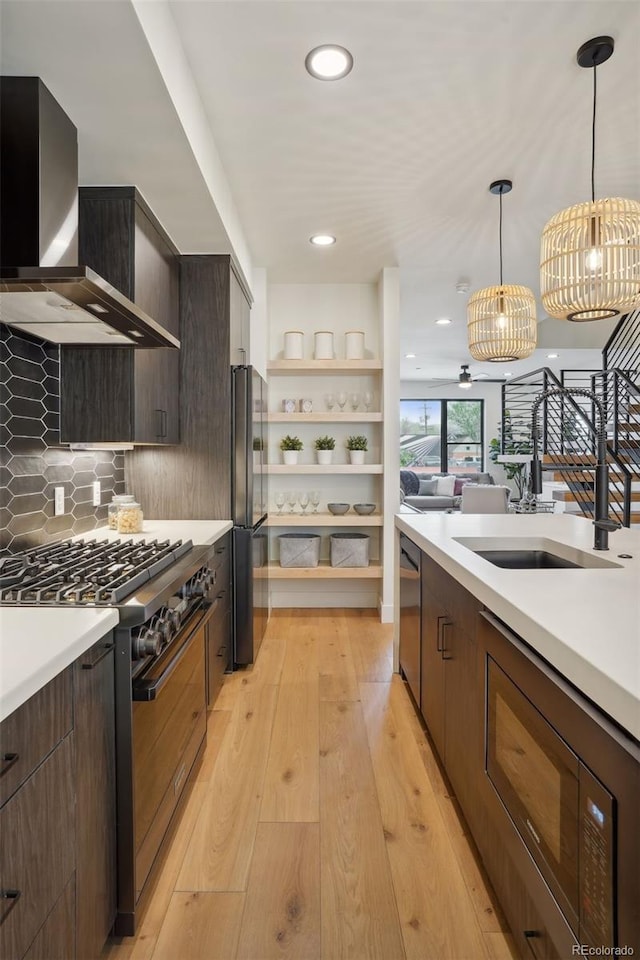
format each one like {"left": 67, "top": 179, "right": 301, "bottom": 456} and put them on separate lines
{"left": 0, "top": 77, "right": 179, "bottom": 349}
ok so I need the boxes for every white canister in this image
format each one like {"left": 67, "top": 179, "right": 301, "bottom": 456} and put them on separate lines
{"left": 284, "top": 330, "right": 304, "bottom": 360}
{"left": 314, "top": 331, "right": 334, "bottom": 360}
{"left": 345, "top": 330, "right": 365, "bottom": 360}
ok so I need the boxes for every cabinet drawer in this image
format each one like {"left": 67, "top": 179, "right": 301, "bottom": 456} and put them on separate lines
{"left": 206, "top": 602, "right": 231, "bottom": 708}
{"left": 22, "top": 877, "right": 75, "bottom": 960}
{"left": 0, "top": 734, "right": 75, "bottom": 960}
{"left": 421, "top": 553, "right": 480, "bottom": 641}
{"left": 0, "top": 668, "right": 72, "bottom": 808}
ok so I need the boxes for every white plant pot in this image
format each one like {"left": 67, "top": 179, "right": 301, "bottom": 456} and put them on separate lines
{"left": 349, "top": 450, "right": 366, "bottom": 465}
{"left": 316, "top": 450, "right": 333, "bottom": 465}
{"left": 282, "top": 450, "right": 299, "bottom": 465}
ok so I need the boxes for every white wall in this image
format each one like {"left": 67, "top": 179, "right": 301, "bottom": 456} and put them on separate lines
{"left": 399, "top": 379, "right": 510, "bottom": 487}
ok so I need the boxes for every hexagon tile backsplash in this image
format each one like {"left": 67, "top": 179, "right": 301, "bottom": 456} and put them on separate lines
{"left": 1, "top": 325, "right": 125, "bottom": 554}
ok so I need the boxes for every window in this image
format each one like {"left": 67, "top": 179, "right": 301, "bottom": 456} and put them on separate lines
{"left": 400, "top": 398, "right": 484, "bottom": 475}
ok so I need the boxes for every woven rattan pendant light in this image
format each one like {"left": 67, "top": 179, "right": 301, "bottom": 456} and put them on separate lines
{"left": 467, "top": 180, "right": 537, "bottom": 362}
{"left": 540, "top": 37, "right": 640, "bottom": 322}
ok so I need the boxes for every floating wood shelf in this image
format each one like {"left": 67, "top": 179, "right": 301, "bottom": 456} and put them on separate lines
{"left": 259, "top": 562, "right": 383, "bottom": 579}
{"left": 266, "top": 412, "right": 383, "bottom": 423}
{"left": 268, "top": 359, "right": 382, "bottom": 374}
{"left": 268, "top": 513, "right": 383, "bottom": 526}
{"left": 265, "top": 464, "right": 383, "bottom": 475}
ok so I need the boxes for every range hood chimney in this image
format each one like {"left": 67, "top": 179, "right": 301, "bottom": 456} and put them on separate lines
{"left": 0, "top": 77, "right": 179, "bottom": 349}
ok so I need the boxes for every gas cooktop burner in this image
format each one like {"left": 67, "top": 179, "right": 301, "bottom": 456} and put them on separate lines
{"left": 0, "top": 537, "right": 193, "bottom": 606}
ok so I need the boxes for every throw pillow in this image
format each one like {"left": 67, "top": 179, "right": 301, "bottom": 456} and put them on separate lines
{"left": 453, "top": 477, "right": 467, "bottom": 497}
{"left": 400, "top": 469, "right": 420, "bottom": 496}
{"left": 418, "top": 478, "right": 437, "bottom": 496}
{"left": 435, "top": 475, "right": 456, "bottom": 497}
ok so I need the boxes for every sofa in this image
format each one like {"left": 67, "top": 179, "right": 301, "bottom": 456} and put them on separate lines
{"left": 400, "top": 469, "right": 495, "bottom": 512}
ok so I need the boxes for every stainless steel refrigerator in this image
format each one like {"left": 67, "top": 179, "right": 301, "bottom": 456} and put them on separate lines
{"left": 231, "top": 365, "right": 269, "bottom": 665}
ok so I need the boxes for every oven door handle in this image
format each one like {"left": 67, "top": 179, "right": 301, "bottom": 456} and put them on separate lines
{"left": 132, "top": 600, "right": 218, "bottom": 702}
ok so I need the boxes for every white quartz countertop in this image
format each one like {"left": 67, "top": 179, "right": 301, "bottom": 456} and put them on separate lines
{"left": 0, "top": 607, "right": 119, "bottom": 722}
{"left": 0, "top": 519, "right": 233, "bottom": 722}
{"left": 395, "top": 512, "right": 640, "bottom": 741}
{"left": 70, "top": 519, "right": 233, "bottom": 546}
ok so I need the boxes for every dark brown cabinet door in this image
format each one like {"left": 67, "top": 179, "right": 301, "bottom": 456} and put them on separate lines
{"left": 22, "top": 878, "right": 75, "bottom": 960}
{"left": 61, "top": 187, "right": 179, "bottom": 444}
{"left": 0, "top": 735, "right": 75, "bottom": 960}
{"left": 443, "top": 615, "right": 481, "bottom": 825}
{"left": 420, "top": 583, "right": 446, "bottom": 761}
{"left": 74, "top": 636, "right": 117, "bottom": 959}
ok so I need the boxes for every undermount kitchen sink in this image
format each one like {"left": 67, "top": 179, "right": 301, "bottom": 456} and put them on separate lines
{"left": 454, "top": 537, "right": 623, "bottom": 570}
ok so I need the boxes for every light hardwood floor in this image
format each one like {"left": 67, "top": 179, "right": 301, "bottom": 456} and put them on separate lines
{"left": 103, "top": 610, "right": 518, "bottom": 960}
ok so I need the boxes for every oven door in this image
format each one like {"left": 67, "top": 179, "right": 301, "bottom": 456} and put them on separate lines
{"left": 131, "top": 606, "right": 210, "bottom": 900}
{"left": 486, "top": 655, "right": 580, "bottom": 929}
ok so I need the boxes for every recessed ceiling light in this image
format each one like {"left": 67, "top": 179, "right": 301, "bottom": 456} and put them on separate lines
{"left": 475, "top": 373, "right": 489, "bottom": 379}
{"left": 405, "top": 353, "right": 416, "bottom": 358}
{"left": 305, "top": 45, "right": 354, "bottom": 81}
{"left": 309, "top": 234, "right": 336, "bottom": 246}
{"left": 504, "top": 372, "right": 512, "bottom": 377}
{"left": 435, "top": 318, "right": 452, "bottom": 325}
{"left": 547, "top": 353, "right": 559, "bottom": 358}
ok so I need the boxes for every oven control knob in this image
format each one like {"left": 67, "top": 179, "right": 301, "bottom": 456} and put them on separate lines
{"left": 132, "top": 627, "right": 162, "bottom": 660}
{"left": 156, "top": 614, "right": 174, "bottom": 645}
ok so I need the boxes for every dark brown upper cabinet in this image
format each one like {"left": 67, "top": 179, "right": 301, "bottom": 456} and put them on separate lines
{"left": 60, "top": 187, "right": 179, "bottom": 444}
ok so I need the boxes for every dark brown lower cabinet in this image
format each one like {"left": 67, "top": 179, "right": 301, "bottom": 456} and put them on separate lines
{"left": 420, "top": 555, "right": 481, "bottom": 825}
{"left": 74, "top": 637, "right": 117, "bottom": 959}
{"left": 0, "top": 734, "right": 75, "bottom": 960}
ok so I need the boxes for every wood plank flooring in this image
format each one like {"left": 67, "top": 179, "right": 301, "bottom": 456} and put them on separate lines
{"left": 103, "top": 609, "right": 517, "bottom": 960}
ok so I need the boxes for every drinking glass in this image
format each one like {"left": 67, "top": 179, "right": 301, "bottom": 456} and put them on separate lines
{"left": 286, "top": 490, "right": 297, "bottom": 513}
{"left": 275, "top": 491, "right": 285, "bottom": 514}
{"left": 363, "top": 391, "right": 373, "bottom": 411}
{"left": 337, "top": 391, "right": 347, "bottom": 411}
{"left": 310, "top": 490, "right": 320, "bottom": 513}
{"left": 299, "top": 492, "right": 310, "bottom": 514}
{"left": 350, "top": 391, "right": 360, "bottom": 411}
{"left": 325, "top": 392, "right": 335, "bottom": 411}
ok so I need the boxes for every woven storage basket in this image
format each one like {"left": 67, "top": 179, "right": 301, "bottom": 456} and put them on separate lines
{"left": 330, "top": 533, "right": 370, "bottom": 568}
{"left": 279, "top": 533, "right": 321, "bottom": 568}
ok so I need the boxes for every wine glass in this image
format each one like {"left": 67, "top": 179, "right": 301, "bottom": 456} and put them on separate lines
{"left": 350, "top": 391, "right": 360, "bottom": 411}
{"left": 299, "top": 492, "right": 310, "bottom": 514}
{"left": 286, "top": 490, "right": 297, "bottom": 513}
{"left": 275, "top": 491, "right": 285, "bottom": 514}
{"left": 310, "top": 490, "right": 320, "bottom": 513}
{"left": 363, "top": 391, "right": 373, "bottom": 412}
{"left": 337, "top": 391, "right": 347, "bottom": 411}
{"left": 325, "top": 392, "right": 335, "bottom": 411}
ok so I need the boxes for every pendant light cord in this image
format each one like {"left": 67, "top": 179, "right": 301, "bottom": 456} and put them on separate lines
{"left": 498, "top": 188, "right": 504, "bottom": 287}
{"left": 591, "top": 60, "right": 597, "bottom": 202}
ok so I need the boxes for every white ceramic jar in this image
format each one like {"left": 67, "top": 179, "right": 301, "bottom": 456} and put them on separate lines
{"left": 314, "top": 331, "right": 334, "bottom": 360}
{"left": 345, "top": 330, "right": 365, "bottom": 360}
{"left": 284, "top": 330, "right": 304, "bottom": 360}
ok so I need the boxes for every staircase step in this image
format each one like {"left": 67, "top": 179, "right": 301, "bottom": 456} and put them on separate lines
{"left": 628, "top": 403, "right": 640, "bottom": 414}
{"left": 553, "top": 490, "right": 640, "bottom": 503}
{"left": 616, "top": 423, "right": 640, "bottom": 433}
{"left": 543, "top": 454, "right": 596, "bottom": 465}
{"left": 618, "top": 439, "right": 640, "bottom": 449}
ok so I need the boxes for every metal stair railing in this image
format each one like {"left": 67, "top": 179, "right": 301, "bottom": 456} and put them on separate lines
{"left": 603, "top": 309, "right": 640, "bottom": 376}
{"left": 503, "top": 367, "right": 632, "bottom": 526}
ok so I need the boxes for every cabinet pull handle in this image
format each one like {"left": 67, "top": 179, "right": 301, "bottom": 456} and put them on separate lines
{"left": 523, "top": 930, "right": 542, "bottom": 958}
{"left": 161, "top": 409, "right": 168, "bottom": 438}
{"left": 436, "top": 615, "right": 445, "bottom": 652}
{"left": 217, "top": 645, "right": 226, "bottom": 658}
{"left": 155, "top": 408, "right": 163, "bottom": 437}
{"left": 0, "top": 753, "right": 19, "bottom": 778}
{"left": 0, "top": 889, "right": 21, "bottom": 925}
{"left": 82, "top": 642, "right": 115, "bottom": 670}
{"left": 441, "top": 620, "right": 453, "bottom": 660}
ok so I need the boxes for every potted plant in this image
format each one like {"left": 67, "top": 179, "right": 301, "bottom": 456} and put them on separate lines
{"left": 314, "top": 435, "right": 335, "bottom": 465}
{"left": 280, "top": 434, "right": 303, "bottom": 465}
{"left": 346, "top": 434, "right": 368, "bottom": 465}
{"left": 253, "top": 435, "right": 264, "bottom": 467}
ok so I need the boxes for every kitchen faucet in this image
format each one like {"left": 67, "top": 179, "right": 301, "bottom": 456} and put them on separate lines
{"left": 529, "top": 387, "right": 621, "bottom": 551}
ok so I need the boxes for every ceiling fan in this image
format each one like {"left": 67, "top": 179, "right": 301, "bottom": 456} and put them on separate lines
{"left": 425, "top": 364, "right": 484, "bottom": 390}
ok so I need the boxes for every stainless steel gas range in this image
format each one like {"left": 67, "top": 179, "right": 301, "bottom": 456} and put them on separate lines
{"left": 0, "top": 536, "right": 219, "bottom": 935}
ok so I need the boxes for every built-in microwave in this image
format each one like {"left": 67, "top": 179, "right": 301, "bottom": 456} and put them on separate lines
{"left": 486, "top": 656, "right": 615, "bottom": 948}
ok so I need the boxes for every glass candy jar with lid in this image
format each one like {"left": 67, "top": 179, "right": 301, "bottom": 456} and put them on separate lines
{"left": 116, "top": 500, "right": 143, "bottom": 534}
{"left": 108, "top": 494, "right": 135, "bottom": 529}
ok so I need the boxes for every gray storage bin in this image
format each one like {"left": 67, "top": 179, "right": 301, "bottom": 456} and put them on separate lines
{"left": 279, "top": 533, "right": 321, "bottom": 568}
{"left": 330, "top": 532, "right": 370, "bottom": 567}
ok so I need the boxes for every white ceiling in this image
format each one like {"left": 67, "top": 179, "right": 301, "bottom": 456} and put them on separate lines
{"left": 2, "top": 0, "right": 639, "bottom": 382}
